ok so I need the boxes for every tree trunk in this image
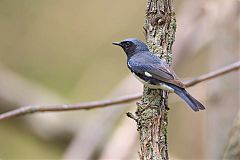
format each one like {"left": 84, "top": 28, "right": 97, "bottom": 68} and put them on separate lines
{"left": 223, "top": 110, "right": 240, "bottom": 159}
{"left": 128, "top": 0, "right": 176, "bottom": 159}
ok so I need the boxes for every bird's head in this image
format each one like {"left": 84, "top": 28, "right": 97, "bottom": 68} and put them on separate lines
{"left": 112, "top": 38, "right": 149, "bottom": 57}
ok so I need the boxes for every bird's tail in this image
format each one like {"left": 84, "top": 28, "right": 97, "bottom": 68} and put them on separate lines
{"left": 168, "top": 84, "right": 205, "bottom": 112}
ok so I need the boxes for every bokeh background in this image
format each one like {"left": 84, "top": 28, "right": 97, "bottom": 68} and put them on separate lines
{"left": 0, "top": 0, "right": 239, "bottom": 159}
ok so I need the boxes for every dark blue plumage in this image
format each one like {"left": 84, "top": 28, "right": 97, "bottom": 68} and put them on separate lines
{"left": 113, "top": 38, "right": 205, "bottom": 112}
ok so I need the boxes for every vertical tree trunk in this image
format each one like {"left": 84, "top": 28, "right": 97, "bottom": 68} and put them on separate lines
{"left": 128, "top": 0, "right": 176, "bottom": 160}
{"left": 223, "top": 110, "right": 240, "bottom": 159}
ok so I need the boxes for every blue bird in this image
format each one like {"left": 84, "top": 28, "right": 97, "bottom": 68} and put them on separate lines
{"left": 113, "top": 38, "right": 205, "bottom": 111}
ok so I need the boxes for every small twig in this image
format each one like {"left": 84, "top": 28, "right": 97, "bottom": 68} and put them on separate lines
{"left": 185, "top": 61, "right": 240, "bottom": 87}
{"left": 0, "top": 94, "right": 141, "bottom": 120}
{"left": 126, "top": 112, "right": 138, "bottom": 121}
{"left": 0, "top": 61, "right": 239, "bottom": 120}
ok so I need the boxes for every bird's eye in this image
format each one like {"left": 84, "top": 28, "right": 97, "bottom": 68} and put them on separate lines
{"left": 124, "top": 42, "right": 131, "bottom": 47}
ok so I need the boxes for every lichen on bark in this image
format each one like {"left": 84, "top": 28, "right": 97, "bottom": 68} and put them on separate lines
{"left": 127, "top": 0, "right": 176, "bottom": 159}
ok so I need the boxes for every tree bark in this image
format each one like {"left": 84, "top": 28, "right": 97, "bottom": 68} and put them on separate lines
{"left": 223, "top": 110, "right": 240, "bottom": 159}
{"left": 128, "top": 0, "right": 176, "bottom": 159}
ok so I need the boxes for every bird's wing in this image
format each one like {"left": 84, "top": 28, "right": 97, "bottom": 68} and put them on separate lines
{"left": 129, "top": 55, "right": 185, "bottom": 88}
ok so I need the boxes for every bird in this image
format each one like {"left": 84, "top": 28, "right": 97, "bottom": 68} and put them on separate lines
{"left": 112, "top": 38, "right": 205, "bottom": 112}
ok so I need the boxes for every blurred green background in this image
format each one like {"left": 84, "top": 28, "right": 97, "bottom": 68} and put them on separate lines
{"left": 0, "top": 0, "right": 145, "bottom": 100}
{"left": 0, "top": 0, "right": 239, "bottom": 159}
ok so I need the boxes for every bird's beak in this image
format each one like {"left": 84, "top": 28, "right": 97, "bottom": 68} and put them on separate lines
{"left": 112, "top": 42, "right": 121, "bottom": 46}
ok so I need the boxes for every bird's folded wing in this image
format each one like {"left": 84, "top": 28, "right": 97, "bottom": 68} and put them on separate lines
{"left": 130, "top": 62, "right": 185, "bottom": 88}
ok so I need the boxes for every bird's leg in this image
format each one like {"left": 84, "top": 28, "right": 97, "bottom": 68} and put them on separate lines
{"left": 161, "top": 90, "right": 170, "bottom": 110}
